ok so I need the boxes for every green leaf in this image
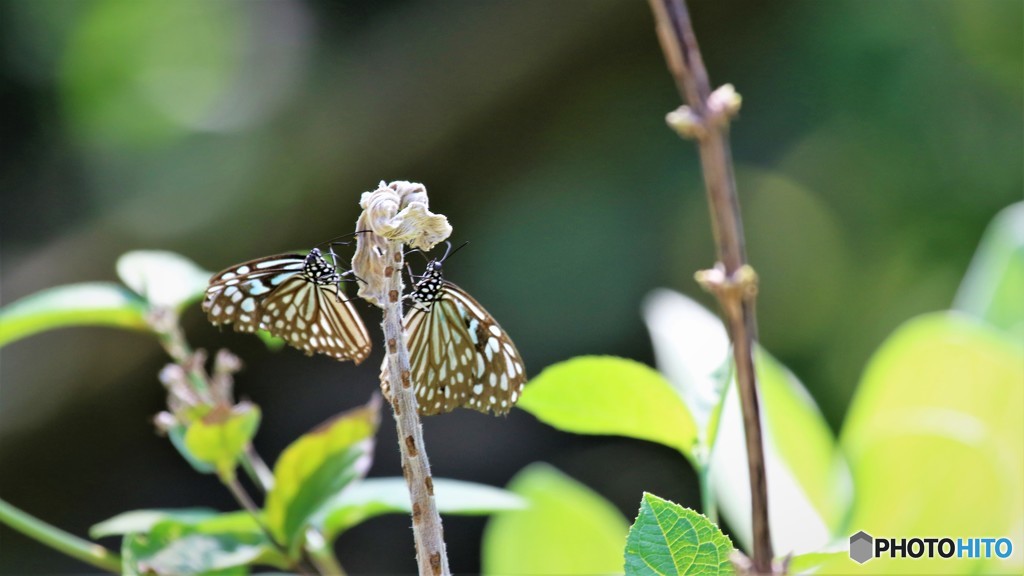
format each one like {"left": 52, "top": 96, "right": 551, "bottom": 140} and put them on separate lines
{"left": 120, "top": 515, "right": 271, "bottom": 576}
{"left": 518, "top": 356, "right": 698, "bottom": 458}
{"left": 117, "top": 250, "right": 212, "bottom": 311}
{"left": 256, "top": 329, "right": 286, "bottom": 351}
{"left": 644, "top": 290, "right": 849, "bottom": 555}
{"left": 624, "top": 493, "right": 733, "bottom": 576}
{"left": 840, "top": 312, "right": 1024, "bottom": 574}
{"left": 954, "top": 202, "right": 1024, "bottom": 337}
{"left": 318, "top": 477, "right": 525, "bottom": 539}
{"left": 482, "top": 463, "right": 628, "bottom": 575}
{"left": 183, "top": 402, "right": 261, "bottom": 480}
{"left": 169, "top": 423, "right": 217, "bottom": 475}
{"left": 264, "top": 397, "right": 380, "bottom": 554}
{"left": 786, "top": 550, "right": 848, "bottom": 575}
{"left": 91, "top": 508, "right": 219, "bottom": 539}
{"left": 708, "top": 348, "right": 849, "bottom": 555}
{"left": 0, "top": 282, "right": 148, "bottom": 347}
{"left": 642, "top": 289, "right": 732, "bottom": 443}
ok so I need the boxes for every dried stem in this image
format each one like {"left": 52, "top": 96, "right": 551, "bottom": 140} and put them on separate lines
{"left": 648, "top": 0, "right": 774, "bottom": 573}
{"left": 353, "top": 181, "right": 452, "bottom": 576}
{"left": 380, "top": 243, "right": 450, "bottom": 576}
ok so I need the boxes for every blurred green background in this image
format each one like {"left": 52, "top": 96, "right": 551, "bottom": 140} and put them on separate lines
{"left": 1, "top": 0, "right": 1020, "bottom": 572}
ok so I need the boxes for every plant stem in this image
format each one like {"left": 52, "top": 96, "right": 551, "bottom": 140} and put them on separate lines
{"left": 698, "top": 465, "right": 718, "bottom": 525}
{"left": 304, "top": 528, "right": 347, "bottom": 576}
{"left": 380, "top": 243, "right": 451, "bottom": 576}
{"left": 648, "top": 0, "right": 774, "bottom": 572}
{"left": 0, "top": 498, "right": 121, "bottom": 574}
{"left": 154, "top": 311, "right": 341, "bottom": 574}
{"left": 223, "top": 476, "right": 315, "bottom": 576}
{"left": 241, "top": 444, "right": 276, "bottom": 492}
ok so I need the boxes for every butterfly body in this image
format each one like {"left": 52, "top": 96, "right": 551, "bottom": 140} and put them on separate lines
{"left": 385, "top": 257, "right": 525, "bottom": 416}
{"left": 203, "top": 248, "right": 371, "bottom": 364}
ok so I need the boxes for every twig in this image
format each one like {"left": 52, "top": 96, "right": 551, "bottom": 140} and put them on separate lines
{"left": 0, "top": 498, "right": 122, "bottom": 574}
{"left": 241, "top": 445, "right": 276, "bottom": 493}
{"left": 380, "top": 242, "right": 450, "bottom": 576}
{"left": 224, "top": 476, "right": 314, "bottom": 576}
{"left": 647, "top": 1, "right": 775, "bottom": 573}
{"left": 304, "top": 528, "right": 347, "bottom": 576}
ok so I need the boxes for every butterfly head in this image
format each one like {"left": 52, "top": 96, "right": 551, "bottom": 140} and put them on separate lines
{"left": 411, "top": 259, "right": 445, "bottom": 304}
{"left": 304, "top": 248, "right": 340, "bottom": 285}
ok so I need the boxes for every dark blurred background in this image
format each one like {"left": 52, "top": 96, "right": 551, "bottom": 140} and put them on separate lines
{"left": 1, "top": 0, "right": 1020, "bottom": 573}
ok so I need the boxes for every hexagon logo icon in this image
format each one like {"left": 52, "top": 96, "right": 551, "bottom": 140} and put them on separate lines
{"left": 850, "top": 531, "right": 874, "bottom": 564}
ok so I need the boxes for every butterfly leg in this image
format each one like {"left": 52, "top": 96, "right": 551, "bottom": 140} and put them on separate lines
{"left": 331, "top": 269, "right": 368, "bottom": 303}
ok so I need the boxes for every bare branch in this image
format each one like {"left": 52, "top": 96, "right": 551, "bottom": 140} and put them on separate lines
{"left": 648, "top": 1, "right": 775, "bottom": 573}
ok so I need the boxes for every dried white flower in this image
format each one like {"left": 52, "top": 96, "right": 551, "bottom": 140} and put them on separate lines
{"left": 352, "top": 181, "right": 452, "bottom": 306}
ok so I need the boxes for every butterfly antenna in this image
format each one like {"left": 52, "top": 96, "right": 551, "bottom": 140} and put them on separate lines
{"left": 315, "top": 230, "right": 373, "bottom": 250}
{"left": 405, "top": 247, "right": 431, "bottom": 264}
{"left": 440, "top": 240, "right": 470, "bottom": 263}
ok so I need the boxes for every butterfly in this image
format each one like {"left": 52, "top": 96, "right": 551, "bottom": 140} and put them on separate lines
{"left": 203, "top": 247, "right": 372, "bottom": 364}
{"left": 382, "top": 243, "right": 526, "bottom": 415}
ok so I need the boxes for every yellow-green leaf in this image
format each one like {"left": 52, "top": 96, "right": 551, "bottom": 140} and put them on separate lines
{"left": 183, "top": 402, "right": 261, "bottom": 480}
{"left": 841, "top": 312, "right": 1024, "bottom": 574}
{"left": 117, "top": 250, "right": 212, "bottom": 311}
{"left": 519, "top": 356, "right": 698, "bottom": 458}
{"left": 954, "top": 202, "right": 1024, "bottom": 337}
{"left": 0, "top": 282, "right": 148, "bottom": 347}
{"left": 264, "top": 397, "right": 380, "bottom": 555}
{"left": 482, "top": 463, "right": 628, "bottom": 575}
{"left": 318, "top": 477, "right": 524, "bottom": 539}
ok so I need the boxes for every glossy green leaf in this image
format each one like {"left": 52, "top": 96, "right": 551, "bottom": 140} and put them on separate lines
{"left": 183, "top": 402, "right": 261, "bottom": 480}
{"left": 119, "top": 514, "right": 279, "bottom": 576}
{"left": 0, "top": 282, "right": 148, "bottom": 347}
{"left": 954, "top": 202, "right": 1024, "bottom": 337}
{"left": 117, "top": 250, "right": 212, "bottom": 311}
{"left": 265, "top": 397, "right": 380, "bottom": 554}
{"left": 624, "top": 493, "right": 733, "bottom": 576}
{"left": 318, "top": 477, "right": 525, "bottom": 539}
{"left": 519, "top": 356, "right": 698, "bottom": 458}
{"left": 841, "top": 312, "right": 1024, "bottom": 574}
{"left": 482, "top": 463, "right": 628, "bottom": 575}
{"left": 91, "top": 508, "right": 219, "bottom": 539}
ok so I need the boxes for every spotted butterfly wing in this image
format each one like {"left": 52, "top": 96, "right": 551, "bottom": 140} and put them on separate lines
{"left": 203, "top": 248, "right": 371, "bottom": 364}
{"left": 382, "top": 260, "right": 526, "bottom": 415}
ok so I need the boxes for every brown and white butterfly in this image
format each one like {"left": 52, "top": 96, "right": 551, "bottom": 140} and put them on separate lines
{"left": 203, "top": 248, "right": 371, "bottom": 364}
{"left": 382, "top": 244, "right": 526, "bottom": 415}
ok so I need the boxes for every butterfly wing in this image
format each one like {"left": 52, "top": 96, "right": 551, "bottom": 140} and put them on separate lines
{"left": 203, "top": 253, "right": 371, "bottom": 364}
{"left": 204, "top": 254, "right": 305, "bottom": 331}
{"left": 258, "top": 276, "right": 372, "bottom": 364}
{"left": 388, "top": 281, "right": 525, "bottom": 416}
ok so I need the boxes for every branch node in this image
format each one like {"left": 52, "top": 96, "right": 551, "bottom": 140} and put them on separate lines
{"left": 695, "top": 263, "right": 758, "bottom": 303}
{"left": 666, "top": 105, "right": 707, "bottom": 139}
{"left": 707, "top": 83, "right": 742, "bottom": 124}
